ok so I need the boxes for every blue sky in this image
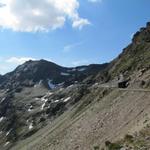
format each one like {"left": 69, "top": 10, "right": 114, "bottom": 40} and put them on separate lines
{"left": 0, "top": 0, "right": 150, "bottom": 74}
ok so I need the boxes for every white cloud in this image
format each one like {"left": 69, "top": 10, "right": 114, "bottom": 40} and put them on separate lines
{"left": 88, "top": 0, "right": 102, "bottom": 3}
{"left": 0, "top": 57, "right": 35, "bottom": 74}
{"left": 72, "top": 18, "right": 90, "bottom": 29}
{"left": 0, "top": 3, "right": 5, "bottom": 7}
{"left": 0, "top": 57, "right": 55, "bottom": 74}
{"left": 63, "top": 42, "right": 82, "bottom": 52}
{"left": 6, "top": 57, "right": 36, "bottom": 65}
{"left": 0, "top": 64, "right": 10, "bottom": 75}
{"left": 0, "top": 0, "right": 90, "bottom": 32}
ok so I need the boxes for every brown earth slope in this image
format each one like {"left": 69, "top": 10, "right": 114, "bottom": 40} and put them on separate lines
{"left": 10, "top": 87, "right": 150, "bottom": 150}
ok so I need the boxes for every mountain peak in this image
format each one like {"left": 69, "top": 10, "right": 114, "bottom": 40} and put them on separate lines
{"left": 132, "top": 21, "right": 150, "bottom": 44}
{"left": 0, "top": 59, "right": 108, "bottom": 90}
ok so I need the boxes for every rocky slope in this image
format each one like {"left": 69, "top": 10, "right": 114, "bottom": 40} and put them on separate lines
{"left": 0, "top": 60, "right": 108, "bottom": 149}
{"left": 109, "top": 22, "right": 150, "bottom": 88}
{"left": 0, "top": 22, "right": 150, "bottom": 150}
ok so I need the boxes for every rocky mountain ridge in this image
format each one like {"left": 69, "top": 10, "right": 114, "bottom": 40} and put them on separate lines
{"left": 0, "top": 59, "right": 108, "bottom": 90}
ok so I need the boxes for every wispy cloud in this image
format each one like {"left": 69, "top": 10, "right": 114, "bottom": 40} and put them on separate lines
{"left": 0, "top": 57, "right": 36, "bottom": 74}
{"left": 72, "top": 60, "right": 89, "bottom": 66}
{"left": 63, "top": 42, "right": 83, "bottom": 53}
{"left": 0, "top": 3, "right": 6, "bottom": 7}
{"left": 0, "top": 56, "right": 55, "bottom": 74}
{"left": 6, "top": 57, "right": 36, "bottom": 65}
{"left": 88, "top": 0, "right": 102, "bottom": 3}
{"left": 0, "top": 0, "right": 90, "bottom": 32}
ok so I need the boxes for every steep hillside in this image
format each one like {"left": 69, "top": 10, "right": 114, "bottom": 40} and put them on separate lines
{"left": 109, "top": 22, "right": 150, "bottom": 88}
{"left": 10, "top": 88, "right": 150, "bottom": 150}
{"left": 110, "top": 22, "right": 150, "bottom": 77}
{"left": 0, "top": 60, "right": 108, "bottom": 149}
{"left": 93, "top": 22, "right": 150, "bottom": 88}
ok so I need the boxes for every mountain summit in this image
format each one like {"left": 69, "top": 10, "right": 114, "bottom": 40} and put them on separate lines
{"left": 0, "top": 59, "right": 108, "bottom": 90}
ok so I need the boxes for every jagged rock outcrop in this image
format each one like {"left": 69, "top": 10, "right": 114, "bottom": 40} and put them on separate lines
{"left": 91, "top": 22, "right": 150, "bottom": 88}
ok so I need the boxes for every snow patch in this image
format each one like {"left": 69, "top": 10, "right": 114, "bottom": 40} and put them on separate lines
{"left": 4, "top": 142, "right": 10, "bottom": 147}
{"left": 67, "top": 84, "right": 74, "bottom": 89}
{"left": 54, "top": 100, "right": 60, "bottom": 103}
{"left": 29, "top": 123, "right": 33, "bottom": 130}
{"left": 1, "top": 97, "right": 6, "bottom": 103}
{"left": 61, "top": 72, "right": 70, "bottom": 76}
{"left": 92, "top": 83, "right": 99, "bottom": 87}
{"left": 59, "top": 88, "right": 64, "bottom": 91}
{"left": 68, "top": 67, "right": 86, "bottom": 72}
{"left": 35, "top": 97, "right": 40, "bottom": 101}
{"left": 6, "top": 129, "right": 12, "bottom": 136}
{"left": 34, "top": 80, "right": 43, "bottom": 88}
{"left": 0, "top": 117, "right": 4, "bottom": 122}
{"left": 41, "top": 94, "right": 50, "bottom": 110}
{"left": 28, "top": 105, "right": 33, "bottom": 112}
{"left": 6, "top": 89, "right": 9, "bottom": 92}
{"left": 63, "top": 97, "right": 71, "bottom": 102}
{"left": 39, "top": 80, "right": 43, "bottom": 85}
{"left": 34, "top": 84, "right": 37, "bottom": 88}
{"left": 71, "top": 68, "right": 76, "bottom": 71}
{"left": 48, "top": 79, "right": 56, "bottom": 89}
{"left": 47, "top": 92, "right": 53, "bottom": 96}
{"left": 41, "top": 96, "right": 48, "bottom": 102}
{"left": 41, "top": 103, "right": 46, "bottom": 110}
{"left": 77, "top": 67, "right": 87, "bottom": 72}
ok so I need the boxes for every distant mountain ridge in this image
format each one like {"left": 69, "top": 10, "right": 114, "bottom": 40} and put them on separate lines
{"left": 0, "top": 59, "right": 108, "bottom": 90}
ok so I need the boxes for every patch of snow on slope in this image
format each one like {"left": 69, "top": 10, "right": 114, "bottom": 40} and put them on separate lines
{"left": 67, "top": 84, "right": 74, "bottom": 89}
{"left": 63, "top": 97, "right": 71, "bottom": 102}
{"left": 34, "top": 84, "right": 37, "bottom": 88}
{"left": 0, "top": 117, "right": 4, "bottom": 122}
{"left": 1, "top": 97, "right": 6, "bottom": 103}
{"left": 6, "top": 129, "right": 12, "bottom": 136}
{"left": 34, "top": 80, "right": 43, "bottom": 88}
{"left": 4, "top": 142, "right": 10, "bottom": 147}
{"left": 41, "top": 103, "right": 46, "bottom": 110}
{"left": 35, "top": 97, "right": 40, "bottom": 101}
{"left": 59, "top": 88, "right": 64, "bottom": 91}
{"left": 54, "top": 100, "right": 60, "bottom": 103}
{"left": 77, "top": 67, "right": 87, "bottom": 71}
{"left": 61, "top": 72, "right": 70, "bottom": 76}
{"left": 29, "top": 123, "right": 33, "bottom": 130}
{"left": 67, "top": 68, "right": 76, "bottom": 72}
{"left": 41, "top": 96, "right": 48, "bottom": 102}
{"left": 46, "top": 92, "right": 53, "bottom": 96}
{"left": 48, "top": 79, "right": 56, "bottom": 89}
{"left": 28, "top": 105, "right": 33, "bottom": 112}
{"left": 71, "top": 68, "right": 76, "bottom": 71}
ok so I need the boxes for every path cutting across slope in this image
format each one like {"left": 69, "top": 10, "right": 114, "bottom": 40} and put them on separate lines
{"left": 10, "top": 88, "right": 150, "bottom": 150}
